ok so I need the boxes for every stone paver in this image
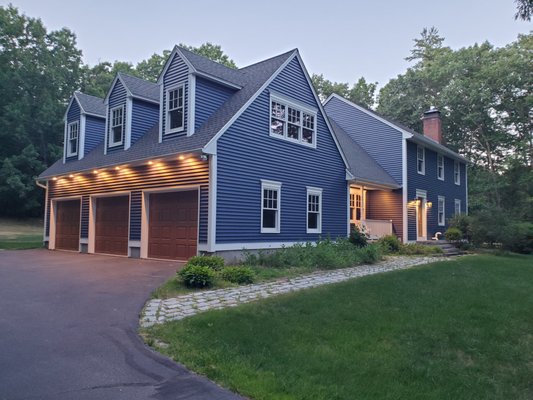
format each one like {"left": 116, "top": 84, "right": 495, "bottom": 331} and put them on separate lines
{"left": 141, "top": 256, "right": 447, "bottom": 327}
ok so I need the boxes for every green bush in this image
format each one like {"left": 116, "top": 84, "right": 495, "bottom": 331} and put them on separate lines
{"left": 358, "top": 244, "right": 382, "bottom": 263}
{"left": 221, "top": 266, "right": 256, "bottom": 284}
{"left": 186, "top": 255, "right": 225, "bottom": 271}
{"left": 445, "top": 227, "right": 463, "bottom": 242}
{"left": 501, "top": 222, "right": 533, "bottom": 254}
{"left": 448, "top": 214, "right": 473, "bottom": 241}
{"left": 349, "top": 225, "right": 368, "bottom": 247}
{"left": 377, "top": 235, "right": 401, "bottom": 253}
{"left": 398, "top": 243, "right": 443, "bottom": 255}
{"left": 179, "top": 265, "right": 216, "bottom": 288}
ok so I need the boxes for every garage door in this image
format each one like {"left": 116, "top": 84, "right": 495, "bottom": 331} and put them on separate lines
{"left": 148, "top": 190, "right": 198, "bottom": 260}
{"left": 95, "top": 196, "right": 129, "bottom": 256}
{"left": 55, "top": 199, "right": 80, "bottom": 251}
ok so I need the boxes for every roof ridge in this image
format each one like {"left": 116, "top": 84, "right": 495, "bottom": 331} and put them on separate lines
{"left": 239, "top": 48, "right": 297, "bottom": 71}
{"left": 176, "top": 45, "right": 241, "bottom": 72}
{"left": 118, "top": 71, "right": 158, "bottom": 85}
{"left": 75, "top": 91, "right": 104, "bottom": 101}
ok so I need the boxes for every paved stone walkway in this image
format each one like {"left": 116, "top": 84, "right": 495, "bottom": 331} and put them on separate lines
{"left": 141, "top": 256, "right": 446, "bottom": 327}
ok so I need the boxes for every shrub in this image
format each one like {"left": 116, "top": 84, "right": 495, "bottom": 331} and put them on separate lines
{"left": 186, "top": 255, "right": 225, "bottom": 271}
{"left": 398, "top": 243, "right": 443, "bottom": 255}
{"left": 501, "top": 222, "right": 533, "bottom": 254}
{"left": 377, "top": 235, "right": 401, "bottom": 253}
{"left": 179, "top": 265, "right": 216, "bottom": 288}
{"left": 221, "top": 266, "right": 256, "bottom": 284}
{"left": 448, "top": 214, "right": 473, "bottom": 241}
{"left": 349, "top": 225, "right": 368, "bottom": 247}
{"left": 445, "top": 227, "right": 463, "bottom": 242}
{"left": 358, "top": 244, "right": 382, "bottom": 264}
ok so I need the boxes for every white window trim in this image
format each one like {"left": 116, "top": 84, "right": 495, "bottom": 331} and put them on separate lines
{"left": 260, "top": 179, "right": 281, "bottom": 234}
{"left": 109, "top": 105, "right": 125, "bottom": 147}
{"left": 165, "top": 84, "right": 185, "bottom": 135}
{"left": 437, "top": 154, "right": 444, "bottom": 181}
{"left": 269, "top": 93, "right": 317, "bottom": 148}
{"left": 438, "top": 196, "right": 445, "bottom": 226}
{"left": 454, "top": 161, "right": 461, "bottom": 185}
{"left": 66, "top": 121, "right": 79, "bottom": 157}
{"left": 306, "top": 186, "right": 322, "bottom": 234}
{"left": 455, "top": 199, "right": 461, "bottom": 215}
{"left": 417, "top": 145, "right": 425, "bottom": 175}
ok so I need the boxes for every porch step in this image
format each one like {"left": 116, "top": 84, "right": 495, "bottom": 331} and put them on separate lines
{"left": 418, "top": 240, "right": 462, "bottom": 257}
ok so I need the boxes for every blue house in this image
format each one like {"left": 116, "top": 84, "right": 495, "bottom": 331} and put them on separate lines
{"left": 38, "top": 47, "right": 351, "bottom": 260}
{"left": 324, "top": 94, "right": 468, "bottom": 242}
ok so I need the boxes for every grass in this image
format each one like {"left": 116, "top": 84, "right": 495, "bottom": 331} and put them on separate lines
{"left": 144, "top": 254, "right": 533, "bottom": 400}
{"left": 0, "top": 218, "right": 43, "bottom": 250}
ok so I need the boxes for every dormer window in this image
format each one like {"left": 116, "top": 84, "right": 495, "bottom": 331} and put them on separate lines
{"left": 109, "top": 106, "right": 124, "bottom": 147}
{"left": 166, "top": 85, "right": 184, "bottom": 134}
{"left": 270, "top": 94, "right": 316, "bottom": 147}
{"left": 67, "top": 121, "right": 79, "bottom": 157}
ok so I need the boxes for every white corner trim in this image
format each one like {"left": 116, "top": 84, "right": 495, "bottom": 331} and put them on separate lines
{"left": 104, "top": 105, "right": 109, "bottom": 155}
{"left": 465, "top": 164, "right": 469, "bottom": 215}
{"left": 62, "top": 122, "right": 67, "bottom": 163}
{"left": 125, "top": 97, "right": 133, "bottom": 150}
{"left": 140, "top": 191, "right": 149, "bottom": 259}
{"left": 159, "top": 84, "right": 164, "bottom": 143}
{"left": 187, "top": 74, "right": 196, "bottom": 136}
{"left": 42, "top": 182, "right": 49, "bottom": 242}
{"left": 207, "top": 151, "right": 217, "bottom": 252}
{"left": 402, "top": 138, "right": 408, "bottom": 243}
{"left": 202, "top": 50, "right": 298, "bottom": 154}
{"left": 88, "top": 196, "right": 95, "bottom": 253}
{"left": 78, "top": 115, "right": 86, "bottom": 160}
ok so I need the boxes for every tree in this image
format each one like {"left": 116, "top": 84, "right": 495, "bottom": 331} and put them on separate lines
{"left": 0, "top": 5, "right": 83, "bottom": 216}
{"left": 178, "top": 42, "right": 237, "bottom": 69}
{"left": 515, "top": 0, "right": 533, "bottom": 20}
{"left": 311, "top": 74, "right": 377, "bottom": 109}
{"left": 136, "top": 50, "right": 171, "bottom": 81}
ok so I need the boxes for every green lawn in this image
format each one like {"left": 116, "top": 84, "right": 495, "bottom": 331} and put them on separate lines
{"left": 144, "top": 254, "right": 533, "bottom": 400}
{"left": 0, "top": 218, "right": 43, "bottom": 250}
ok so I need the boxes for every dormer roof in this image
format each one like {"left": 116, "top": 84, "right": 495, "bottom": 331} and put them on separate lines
{"left": 104, "top": 73, "right": 160, "bottom": 105}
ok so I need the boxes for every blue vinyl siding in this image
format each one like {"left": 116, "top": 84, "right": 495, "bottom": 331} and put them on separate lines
{"left": 324, "top": 97, "right": 403, "bottom": 185}
{"left": 162, "top": 52, "right": 189, "bottom": 139}
{"left": 80, "top": 195, "right": 89, "bottom": 239}
{"left": 199, "top": 185, "right": 208, "bottom": 243}
{"left": 407, "top": 141, "right": 467, "bottom": 240}
{"left": 65, "top": 99, "right": 81, "bottom": 161}
{"left": 84, "top": 116, "right": 105, "bottom": 155}
{"left": 107, "top": 80, "right": 127, "bottom": 153}
{"left": 195, "top": 77, "right": 235, "bottom": 130}
{"left": 216, "top": 57, "right": 347, "bottom": 244}
{"left": 131, "top": 99, "right": 159, "bottom": 145}
{"left": 129, "top": 191, "right": 142, "bottom": 240}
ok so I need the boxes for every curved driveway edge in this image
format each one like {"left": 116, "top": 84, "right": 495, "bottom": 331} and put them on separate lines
{"left": 143, "top": 256, "right": 448, "bottom": 327}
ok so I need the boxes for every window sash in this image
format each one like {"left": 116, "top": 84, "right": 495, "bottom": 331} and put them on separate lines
{"left": 455, "top": 199, "right": 461, "bottom": 215}
{"left": 109, "top": 106, "right": 124, "bottom": 146}
{"left": 438, "top": 197, "right": 445, "bottom": 226}
{"left": 67, "top": 122, "right": 78, "bottom": 156}
{"left": 437, "top": 155, "right": 444, "bottom": 180}
{"left": 417, "top": 146, "right": 425, "bottom": 174}
{"left": 307, "top": 189, "right": 322, "bottom": 233}
{"left": 167, "top": 86, "right": 185, "bottom": 133}
{"left": 270, "top": 97, "right": 316, "bottom": 146}
{"left": 454, "top": 162, "right": 461, "bottom": 185}
{"left": 261, "top": 182, "right": 281, "bottom": 233}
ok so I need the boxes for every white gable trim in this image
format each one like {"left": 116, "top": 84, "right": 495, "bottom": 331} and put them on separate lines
{"left": 125, "top": 97, "right": 133, "bottom": 150}
{"left": 104, "top": 74, "right": 127, "bottom": 105}
{"left": 157, "top": 46, "right": 195, "bottom": 85}
{"left": 63, "top": 94, "right": 80, "bottom": 122}
{"left": 78, "top": 114, "right": 86, "bottom": 160}
{"left": 187, "top": 73, "right": 196, "bottom": 136}
{"left": 202, "top": 50, "right": 298, "bottom": 154}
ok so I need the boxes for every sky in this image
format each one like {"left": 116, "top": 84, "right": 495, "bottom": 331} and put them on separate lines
{"left": 3, "top": 0, "right": 531, "bottom": 87}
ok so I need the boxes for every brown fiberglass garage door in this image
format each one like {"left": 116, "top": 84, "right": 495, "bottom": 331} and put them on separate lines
{"left": 148, "top": 190, "right": 198, "bottom": 260}
{"left": 55, "top": 199, "right": 80, "bottom": 251}
{"left": 95, "top": 196, "right": 129, "bottom": 256}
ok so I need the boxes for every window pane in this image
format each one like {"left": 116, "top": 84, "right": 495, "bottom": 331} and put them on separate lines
{"left": 303, "top": 113, "right": 314, "bottom": 129}
{"left": 271, "top": 102, "right": 285, "bottom": 119}
{"left": 170, "top": 109, "right": 183, "bottom": 129}
{"left": 288, "top": 107, "right": 300, "bottom": 124}
{"left": 302, "top": 128, "right": 313, "bottom": 144}
{"left": 69, "top": 139, "right": 77, "bottom": 154}
{"left": 288, "top": 123, "right": 300, "bottom": 140}
{"left": 271, "top": 118, "right": 284, "bottom": 136}
{"left": 308, "top": 212, "right": 318, "bottom": 229}
{"left": 263, "top": 210, "right": 276, "bottom": 228}
{"left": 113, "top": 126, "right": 122, "bottom": 143}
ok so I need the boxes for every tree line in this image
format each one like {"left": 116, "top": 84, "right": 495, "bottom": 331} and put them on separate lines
{"left": 0, "top": 5, "right": 531, "bottom": 229}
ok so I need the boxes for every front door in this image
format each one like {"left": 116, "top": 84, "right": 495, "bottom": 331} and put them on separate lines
{"left": 416, "top": 192, "right": 427, "bottom": 241}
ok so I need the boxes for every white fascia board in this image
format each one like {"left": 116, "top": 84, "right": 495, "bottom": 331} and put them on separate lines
{"left": 78, "top": 114, "right": 86, "bottom": 160}
{"left": 202, "top": 50, "right": 297, "bottom": 154}
{"left": 402, "top": 137, "right": 408, "bottom": 243}
{"left": 103, "top": 74, "right": 122, "bottom": 105}
{"left": 187, "top": 74, "right": 196, "bottom": 136}
{"left": 125, "top": 97, "right": 133, "bottom": 150}
{"left": 63, "top": 95, "right": 77, "bottom": 121}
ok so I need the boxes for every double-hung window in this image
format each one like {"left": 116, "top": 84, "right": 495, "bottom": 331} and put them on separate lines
{"left": 437, "top": 154, "right": 444, "bottom": 180}
{"left": 454, "top": 199, "right": 461, "bottom": 215}
{"left": 261, "top": 180, "right": 281, "bottom": 233}
{"left": 307, "top": 187, "right": 322, "bottom": 234}
{"left": 166, "top": 85, "right": 185, "bottom": 133}
{"left": 417, "top": 146, "right": 425, "bottom": 175}
{"left": 67, "top": 121, "right": 79, "bottom": 157}
{"left": 438, "top": 196, "right": 445, "bottom": 226}
{"left": 454, "top": 161, "right": 461, "bottom": 185}
{"left": 109, "top": 106, "right": 124, "bottom": 147}
{"left": 270, "top": 94, "right": 316, "bottom": 147}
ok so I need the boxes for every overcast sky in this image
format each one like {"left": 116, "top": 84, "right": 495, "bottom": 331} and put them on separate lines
{"left": 3, "top": 0, "right": 531, "bottom": 86}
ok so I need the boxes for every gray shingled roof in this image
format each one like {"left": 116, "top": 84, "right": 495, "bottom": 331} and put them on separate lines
{"left": 74, "top": 92, "right": 105, "bottom": 116}
{"left": 38, "top": 49, "right": 295, "bottom": 179}
{"left": 328, "top": 119, "right": 400, "bottom": 189}
{"left": 118, "top": 73, "right": 160, "bottom": 103}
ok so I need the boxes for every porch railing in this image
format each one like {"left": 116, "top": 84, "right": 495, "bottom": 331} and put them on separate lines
{"left": 358, "top": 219, "right": 393, "bottom": 239}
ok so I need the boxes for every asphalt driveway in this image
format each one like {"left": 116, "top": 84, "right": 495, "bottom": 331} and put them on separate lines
{"left": 0, "top": 249, "right": 242, "bottom": 400}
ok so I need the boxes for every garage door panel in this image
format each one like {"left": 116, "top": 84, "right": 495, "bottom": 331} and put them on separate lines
{"left": 148, "top": 190, "right": 198, "bottom": 260}
{"left": 55, "top": 200, "right": 81, "bottom": 251}
{"left": 95, "top": 196, "right": 129, "bottom": 256}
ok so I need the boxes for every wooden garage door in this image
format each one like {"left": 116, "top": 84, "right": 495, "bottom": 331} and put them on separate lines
{"left": 95, "top": 196, "right": 129, "bottom": 256}
{"left": 55, "top": 200, "right": 80, "bottom": 251}
{"left": 148, "top": 190, "right": 198, "bottom": 260}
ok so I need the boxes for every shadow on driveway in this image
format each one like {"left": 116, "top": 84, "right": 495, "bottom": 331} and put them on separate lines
{"left": 0, "top": 249, "right": 243, "bottom": 400}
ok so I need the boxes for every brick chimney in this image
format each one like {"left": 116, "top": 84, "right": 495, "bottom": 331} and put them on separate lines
{"left": 422, "top": 107, "right": 442, "bottom": 144}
